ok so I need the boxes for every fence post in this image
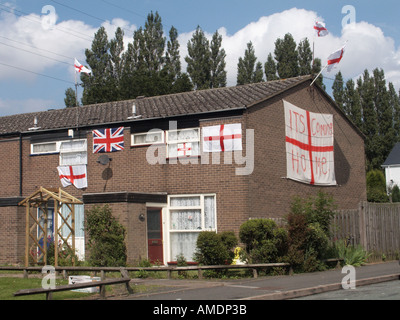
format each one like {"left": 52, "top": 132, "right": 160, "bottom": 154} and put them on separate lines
{"left": 359, "top": 201, "right": 367, "bottom": 250}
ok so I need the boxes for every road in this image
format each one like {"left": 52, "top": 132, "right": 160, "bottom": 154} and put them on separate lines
{"left": 293, "top": 280, "right": 400, "bottom": 300}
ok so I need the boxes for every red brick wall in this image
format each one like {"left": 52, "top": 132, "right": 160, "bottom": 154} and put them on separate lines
{"left": 247, "top": 83, "right": 367, "bottom": 219}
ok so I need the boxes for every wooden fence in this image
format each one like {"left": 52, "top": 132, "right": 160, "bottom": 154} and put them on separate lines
{"left": 333, "top": 201, "right": 400, "bottom": 259}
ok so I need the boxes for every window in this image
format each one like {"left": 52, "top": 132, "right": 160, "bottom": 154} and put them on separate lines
{"left": 168, "top": 194, "right": 216, "bottom": 262}
{"left": 59, "top": 139, "right": 87, "bottom": 165}
{"left": 31, "top": 142, "right": 59, "bottom": 155}
{"left": 131, "top": 131, "right": 164, "bottom": 146}
{"left": 166, "top": 128, "right": 200, "bottom": 158}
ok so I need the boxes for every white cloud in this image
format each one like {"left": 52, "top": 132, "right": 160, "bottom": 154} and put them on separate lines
{"left": 178, "top": 8, "right": 400, "bottom": 90}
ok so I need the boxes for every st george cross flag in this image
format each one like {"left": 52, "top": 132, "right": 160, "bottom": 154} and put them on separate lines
{"left": 326, "top": 44, "right": 345, "bottom": 72}
{"left": 284, "top": 100, "right": 336, "bottom": 186}
{"left": 203, "top": 124, "right": 242, "bottom": 152}
{"left": 93, "top": 127, "right": 124, "bottom": 153}
{"left": 314, "top": 21, "right": 329, "bottom": 37}
{"left": 74, "top": 58, "right": 92, "bottom": 75}
{"left": 57, "top": 165, "right": 88, "bottom": 189}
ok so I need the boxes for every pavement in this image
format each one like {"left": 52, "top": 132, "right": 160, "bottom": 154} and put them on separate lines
{"left": 119, "top": 260, "right": 400, "bottom": 300}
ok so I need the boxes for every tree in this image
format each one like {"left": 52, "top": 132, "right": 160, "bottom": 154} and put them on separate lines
{"left": 109, "top": 27, "right": 124, "bottom": 100}
{"left": 298, "top": 38, "right": 312, "bottom": 76}
{"left": 343, "top": 79, "right": 363, "bottom": 130}
{"left": 311, "top": 57, "right": 325, "bottom": 89}
{"left": 274, "top": 33, "right": 299, "bottom": 79}
{"left": 64, "top": 87, "right": 77, "bottom": 107}
{"left": 210, "top": 30, "right": 227, "bottom": 88}
{"left": 332, "top": 71, "right": 344, "bottom": 112}
{"left": 237, "top": 42, "right": 263, "bottom": 85}
{"left": 264, "top": 53, "right": 278, "bottom": 81}
{"left": 185, "top": 26, "right": 211, "bottom": 90}
{"left": 389, "top": 83, "right": 400, "bottom": 141}
{"left": 81, "top": 26, "right": 114, "bottom": 105}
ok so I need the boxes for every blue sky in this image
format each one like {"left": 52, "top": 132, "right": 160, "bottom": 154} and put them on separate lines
{"left": 0, "top": 0, "right": 399, "bottom": 116}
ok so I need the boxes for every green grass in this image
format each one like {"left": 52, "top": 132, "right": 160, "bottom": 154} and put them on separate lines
{"left": 0, "top": 277, "right": 94, "bottom": 300}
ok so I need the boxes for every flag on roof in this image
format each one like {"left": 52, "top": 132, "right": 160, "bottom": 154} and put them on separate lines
{"left": 326, "top": 44, "right": 346, "bottom": 72}
{"left": 314, "top": 21, "right": 329, "bottom": 37}
{"left": 74, "top": 58, "right": 92, "bottom": 75}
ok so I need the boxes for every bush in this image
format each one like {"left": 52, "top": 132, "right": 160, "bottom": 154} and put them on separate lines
{"left": 194, "top": 231, "right": 238, "bottom": 265}
{"left": 84, "top": 205, "right": 127, "bottom": 267}
{"left": 239, "top": 219, "right": 288, "bottom": 263}
{"left": 284, "top": 192, "right": 336, "bottom": 272}
{"left": 366, "top": 169, "right": 389, "bottom": 203}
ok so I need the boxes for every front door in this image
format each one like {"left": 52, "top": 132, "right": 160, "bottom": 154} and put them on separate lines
{"left": 147, "top": 208, "right": 163, "bottom": 264}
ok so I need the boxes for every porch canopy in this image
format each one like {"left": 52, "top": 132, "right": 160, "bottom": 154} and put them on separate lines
{"left": 19, "top": 187, "right": 83, "bottom": 267}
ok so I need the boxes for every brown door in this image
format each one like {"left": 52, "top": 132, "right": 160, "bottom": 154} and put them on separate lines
{"left": 147, "top": 208, "right": 163, "bottom": 264}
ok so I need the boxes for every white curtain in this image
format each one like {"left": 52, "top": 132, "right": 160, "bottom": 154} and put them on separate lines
{"left": 60, "top": 140, "right": 87, "bottom": 165}
{"left": 169, "top": 195, "right": 215, "bottom": 262}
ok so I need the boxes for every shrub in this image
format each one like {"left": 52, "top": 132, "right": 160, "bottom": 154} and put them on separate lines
{"left": 194, "top": 231, "right": 238, "bottom": 265}
{"left": 239, "top": 219, "right": 288, "bottom": 263}
{"left": 84, "top": 205, "right": 127, "bottom": 267}
{"left": 366, "top": 169, "right": 389, "bottom": 203}
{"left": 284, "top": 192, "right": 336, "bottom": 272}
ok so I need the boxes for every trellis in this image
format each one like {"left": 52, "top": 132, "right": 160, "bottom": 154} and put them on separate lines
{"left": 18, "top": 187, "right": 83, "bottom": 267}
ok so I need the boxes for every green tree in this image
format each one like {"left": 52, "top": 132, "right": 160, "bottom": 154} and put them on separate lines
{"left": 332, "top": 71, "right": 344, "bottom": 112}
{"left": 64, "top": 87, "right": 77, "bottom": 107}
{"left": 343, "top": 79, "right": 363, "bottom": 130}
{"left": 389, "top": 83, "right": 400, "bottom": 141}
{"left": 274, "top": 33, "right": 299, "bottom": 78}
{"left": 210, "top": 30, "right": 227, "bottom": 88}
{"left": 81, "top": 26, "right": 114, "bottom": 105}
{"left": 311, "top": 57, "right": 325, "bottom": 89}
{"left": 366, "top": 169, "right": 389, "bottom": 202}
{"left": 84, "top": 205, "right": 127, "bottom": 267}
{"left": 264, "top": 53, "right": 278, "bottom": 81}
{"left": 298, "top": 38, "right": 312, "bottom": 76}
{"left": 109, "top": 27, "right": 125, "bottom": 100}
{"left": 237, "top": 42, "right": 264, "bottom": 85}
{"left": 185, "top": 26, "right": 211, "bottom": 90}
{"left": 358, "top": 70, "right": 379, "bottom": 169}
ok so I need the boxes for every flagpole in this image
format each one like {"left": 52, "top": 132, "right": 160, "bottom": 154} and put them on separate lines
{"left": 310, "top": 65, "right": 327, "bottom": 87}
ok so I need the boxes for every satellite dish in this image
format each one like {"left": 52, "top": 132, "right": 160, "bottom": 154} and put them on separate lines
{"left": 97, "top": 155, "right": 112, "bottom": 165}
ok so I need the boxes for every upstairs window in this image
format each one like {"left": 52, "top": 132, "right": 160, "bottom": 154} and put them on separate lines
{"left": 31, "top": 142, "right": 59, "bottom": 155}
{"left": 166, "top": 128, "right": 200, "bottom": 158}
{"left": 59, "top": 139, "right": 87, "bottom": 165}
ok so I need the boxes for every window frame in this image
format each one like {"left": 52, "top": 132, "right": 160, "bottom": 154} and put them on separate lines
{"left": 59, "top": 139, "right": 88, "bottom": 166}
{"left": 131, "top": 130, "right": 165, "bottom": 147}
{"left": 166, "top": 127, "right": 200, "bottom": 159}
{"left": 30, "top": 141, "right": 60, "bottom": 155}
{"left": 167, "top": 194, "right": 217, "bottom": 262}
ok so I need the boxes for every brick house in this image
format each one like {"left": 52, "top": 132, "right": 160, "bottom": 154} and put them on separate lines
{"left": 0, "top": 75, "right": 367, "bottom": 265}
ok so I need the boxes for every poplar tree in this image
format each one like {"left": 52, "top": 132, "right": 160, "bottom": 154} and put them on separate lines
{"left": 343, "top": 79, "right": 362, "bottom": 130}
{"left": 274, "top": 33, "right": 299, "bottom": 78}
{"left": 264, "top": 53, "right": 278, "bottom": 81}
{"left": 210, "top": 30, "right": 227, "bottom": 88}
{"left": 332, "top": 71, "right": 344, "bottom": 112}
{"left": 185, "top": 26, "right": 211, "bottom": 90}
{"left": 81, "top": 26, "right": 114, "bottom": 105}
{"left": 298, "top": 38, "right": 312, "bottom": 76}
{"left": 237, "top": 42, "right": 264, "bottom": 85}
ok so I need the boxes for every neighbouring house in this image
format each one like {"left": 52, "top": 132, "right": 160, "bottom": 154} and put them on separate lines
{"left": 382, "top": 142, "right": 400, "bottom": 192}
{"left": 0, "top": 75, "right": 367, "bottom": 265}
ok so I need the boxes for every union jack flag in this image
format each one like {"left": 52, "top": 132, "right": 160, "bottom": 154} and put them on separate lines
{"left": 93, "top": 127, "right": 124, "bottom": 153}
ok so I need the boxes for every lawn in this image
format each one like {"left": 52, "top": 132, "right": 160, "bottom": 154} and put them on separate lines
{"left": 0, "top": 277, "right": 94, "bottom": 300}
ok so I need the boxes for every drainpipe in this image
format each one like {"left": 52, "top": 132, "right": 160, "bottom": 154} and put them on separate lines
{"left": 19, "top": 132, "right": 23, "bottom": 197}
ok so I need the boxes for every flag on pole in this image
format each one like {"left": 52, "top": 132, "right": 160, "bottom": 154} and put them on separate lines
{"left": 74, "top": 58, "right": 91, "bottom": 75}
{"left": 326, "top": 44, "right": 346, "bottom": 72}
{"left": 57, "top": 165, "right": 88, "bottom": 189}
{"left": 314, "top": 21, "right": 329, "bottom": 37}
